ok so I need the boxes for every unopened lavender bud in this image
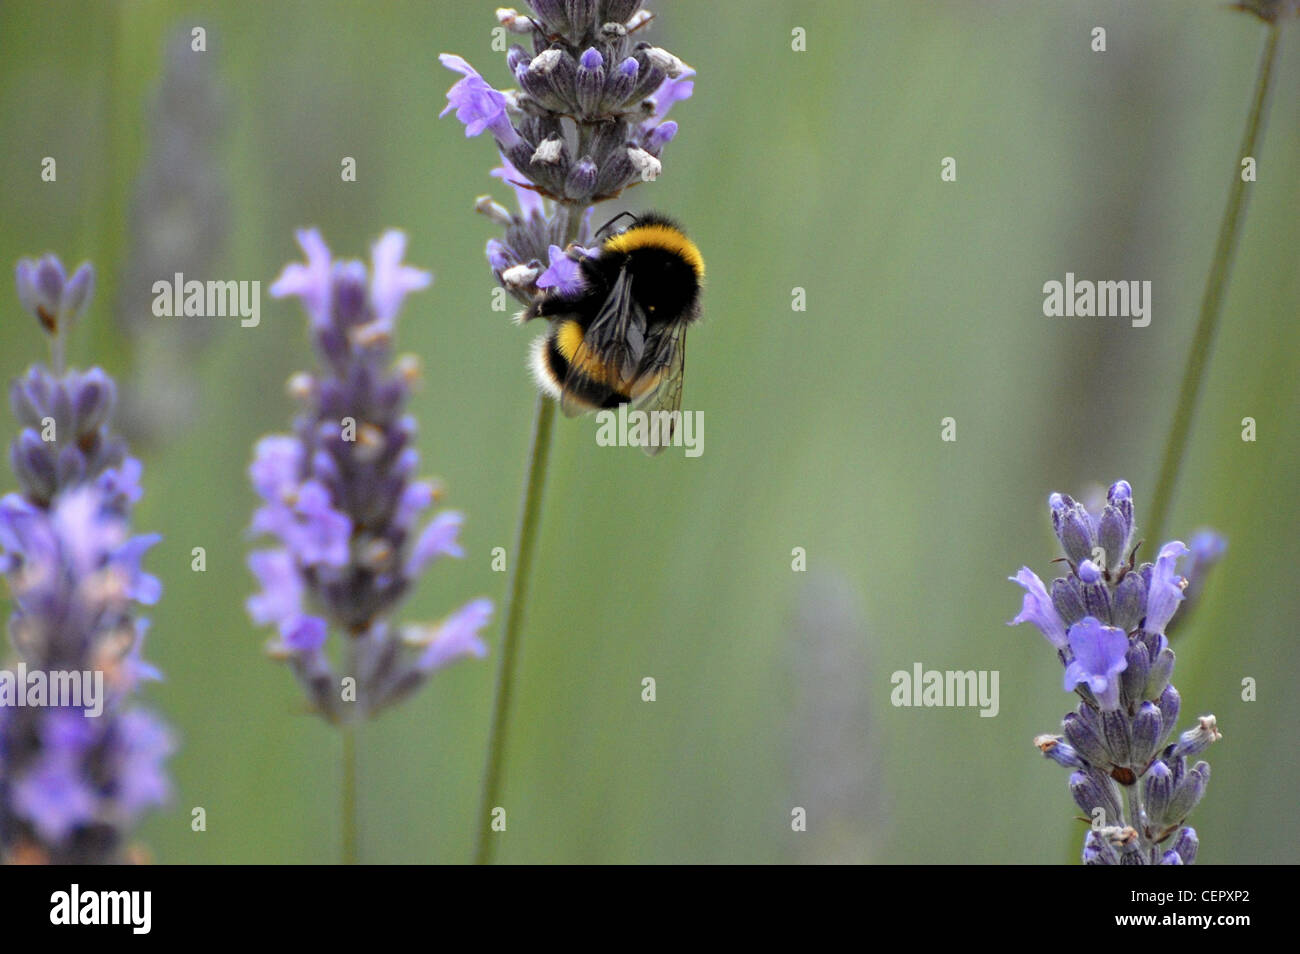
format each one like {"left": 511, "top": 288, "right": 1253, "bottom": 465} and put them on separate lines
{"left": 1170, "top": 827, "right": 1198, "bottom": 865}
{"left": 527, "top": 0, "right": 569, "bottom": 32}
{"left": 558, "top": 0, "right": 598, "bottom": 35}
{"left": 1159, "top": 849, "right": 1183, "bottom": 864}
{"left": 600, "top": 56, "right": 639, "bottom": 111}
{"left": 506, "top": 44, "right": 530, "bottom": 74}
{"left": 12, "top": 430, "right": 56, "bottom": 502}
{"left": 476, "top": 196, "right": 514, "bottom": 227}
{"left": 1100, "top": 709, "right": 1131, "bottom": 769}
{"left": 1143, "top": 759, "right": 1174, "bottom": 822}
{"left": 1166, "top": 761, "right": 1210, "bottom": 822}
{"left": 1049, "top": 493, "right": 1093, "bottom": 566}
{"left": 1071, "top": 769, "right": 1122, "bottom": 824}
{"left": 1155, "top": 685, "right": 1181, "bottom": 743}
{"left": 486, "top": 239, "right": 513, "bottom": 272}
{"left": 1062, "top": 710, "right": 1111, "bottom": 766}
{"left": 576, "top": 48, "right": 606, "bottom": 115}
{"left": 1145, "top": 646, "right": 1175, "bottom": 701}
{"left": 15, "top": 256, "right": 96, "bottom": 339}
{"left": 521, "top": 49, "right": 570, "bottom": 111}
{"left": 1082, "top": 830, "right": 1117, "bottom": 865}
{"left": 1111, "top": 571, "right": 1146, "bottom": 632}
{"left": 1119, "top": 639, "right": 1150, "bottom": 710}
{"left": 1076, "top": 562, "right": 1112, "bottom": 622}
{"left": 645, "top": 120, "right": 678, "bottom": 152}
{"left": 1172, "top": 715, "right": 1221, "bottom": 758}
{"left": 1097, "top": 505, "right": 1130, "bottom": 571}
{"left": 1130, "top": 701, "right": 1163, "bottom": 766}
{"left": 1035, "top": 734, "right": 1086, "bottom": 769}
{"left": 600, "top": 0, "right": 642, "bottom": 22}
{"left": 1050, "top": 577, "right": 1088, "bottom": 626}
{"left": 565, "top": 156, "right": 599, "bottom": 201}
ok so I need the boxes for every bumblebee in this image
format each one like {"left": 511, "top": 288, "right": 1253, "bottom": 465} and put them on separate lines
{"left": 526, "top": 212, "right": 704, "bottom": 451}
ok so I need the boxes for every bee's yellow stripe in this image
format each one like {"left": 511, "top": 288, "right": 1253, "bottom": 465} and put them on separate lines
{"left": 603, "top": 224, "right": 705, "bottom": 279}
{"left": 556, "top": 319, "right": 586, "bottom": 363}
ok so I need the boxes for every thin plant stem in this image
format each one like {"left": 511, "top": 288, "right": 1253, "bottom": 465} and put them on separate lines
{"left": 474, "top": 393, "right": 557, "bottom": 865}
{"left": 342, "top": 721, "right": 358, "bottom": 865}
{"left": 1146, "top": 23, "right": 1281, "bottom": 543}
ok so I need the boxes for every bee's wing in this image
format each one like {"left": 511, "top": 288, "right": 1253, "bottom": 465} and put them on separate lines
{"left": 558, "top": 267, "right": 646, "bottom": 417}
{"left": 583, "top": 267, "right": 647, "bottom": 388}
{"left": 634, "top": 325, "right": 686, "bottom": 456}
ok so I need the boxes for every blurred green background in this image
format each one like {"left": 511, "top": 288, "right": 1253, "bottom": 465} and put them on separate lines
{"left": 1, "top": 0, "right": 1297, "bottom": 864}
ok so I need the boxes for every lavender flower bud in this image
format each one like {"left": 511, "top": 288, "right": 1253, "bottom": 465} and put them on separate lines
{"left": 15, "top": 256, "right": 95, "bottom": 339}
{"left": 1050, "top": 577, "right": 1087, "bottom": 627}
{"left": 1170, "top": 827, "right": 1198, "bottom": 865}
{"left": 1097, "top": 505, "right": 1130, "bottom": 572}
{"left": 1165, "top": 761, "right": 1211, "bottom": 822}
{"left": 527, "top": 0, "right": 570, "bottom": 33}
{"left": 506, "top": 44, "right": 530, "bottom": 73}
{"left": 1082, "top": 830, "right": 1117, "bottom": 865}
{"left": 599, "top": 0, "right": 642, "bottom": 22}
{"left": 1130, "top": 701, "right": 1163, "bottom": 766}
{"left": 1050, "top": 493, "right": 1095, "bottom": 566}
{"left": 1171, "top": 715, "right": 1222, "bottom": 758}
{"left": 644, "top": 120, "right": 678, "bottom": 153}
{"left": 1100, "top": 709, "right": 1131, "bottom": 770}
{"left": 576, "top": 47, "right": 605, "bottom": 114}
{"left": 1034, "top": 734, "right": 1086, "bottom": 769}
{"left": 1077, "top": 560, "right": 1112, "bottom": 622}
{"left": 1110, "top": 571, "right": 1146, "bottom": 632}
{"left": 1143, "top": 759, "right": 1175, "bottom": 823}
{"left": 1062, "top": 710, "right": 1111, "bottom": 766}
{"left": 1070, "top": 768, "right": 1122, "bottom": 825}
{"left": 600, "top": 56, "right": 639, "bottom": 112}
{"left": 565, "top": 156, "right": 599, "bottom": 201}
{"left": 1144, "top": 647, "right": 1175, "bottom": 703}
{"left": 1119, "top": 639, "right": 1150, "bottom": 710}
{"left": 1155, "top": 684, "right": 1181, "bottom": 739}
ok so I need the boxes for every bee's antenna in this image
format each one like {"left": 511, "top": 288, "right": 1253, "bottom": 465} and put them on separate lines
{"left": 595, "top": 210, "right": 639, "bottom": 238}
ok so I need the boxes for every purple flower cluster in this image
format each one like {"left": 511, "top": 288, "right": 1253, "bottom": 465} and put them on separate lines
{"left": 1010, "top": 480, "right": 1221, "bottom": 865}
{"left": 441, "top": 0, "right": 695, "bottom": 304}
{"left": 247, "top": 230, "right": 492, "bottom": 722}
{"left": 1, "top": 255, "right": 172, "bottom": 864}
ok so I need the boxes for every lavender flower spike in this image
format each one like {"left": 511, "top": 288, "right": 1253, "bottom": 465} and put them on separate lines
{"left": 441, "top": 0, "right": 697, "bottom": 304}
{"left": 1, "top": 253, "right": 172, "bottom": 864}
{"left": 1010, "top": 480, "right": 1222, "bottom": 864}
{"left": 248, "top": 230, "right": 492, "bottom": 722}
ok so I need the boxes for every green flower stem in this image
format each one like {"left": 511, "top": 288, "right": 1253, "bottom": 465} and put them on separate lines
{"left": 1146, "top": 22, "right": 1282, "bottom": 544}
{"left": 474, "top": 393, "right": 556, "bottom": 865}
{"left": 342, "top": 721, "right": 358, "bottom": 865}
